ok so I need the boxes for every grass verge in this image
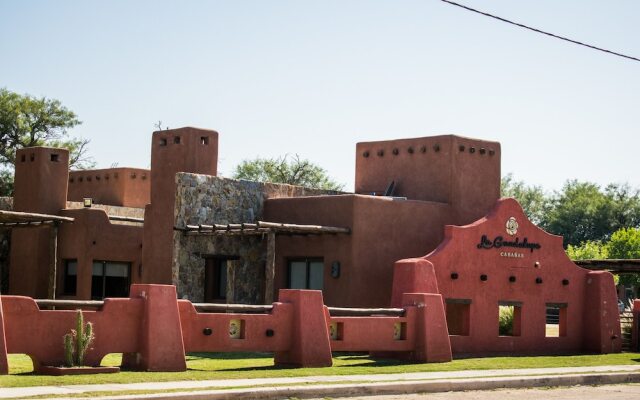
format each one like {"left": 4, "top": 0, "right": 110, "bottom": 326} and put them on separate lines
{"left": 1, "top": 352, "right": 639, "bottom": 388}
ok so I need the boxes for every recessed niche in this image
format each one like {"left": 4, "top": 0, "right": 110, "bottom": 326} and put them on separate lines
{"left": 446, "top": 299, "right": 471, "bottom": 336}
{"left": 229, "top": 319, "right": 245, "bottom": 339}
{"left": 329, "top": 322, "right": 343, "bottom": 341}
{"left": 393, "top": 322, "right": 407, "bottom": 341}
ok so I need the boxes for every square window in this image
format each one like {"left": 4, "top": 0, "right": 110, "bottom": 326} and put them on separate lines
{"left": 50, "top": 154, "right": 59, "bottom": 162}
{"left": 287, "top": 258, "right": 324, "bottom": 290}
{"left": 91, "top": 261, "right": 131, "bottom": 300}
{"left": 201, "top": 136, "right": 209, "bottom": 145}
{"left": 174, "top": 136, "right": 181, "bottom": 144}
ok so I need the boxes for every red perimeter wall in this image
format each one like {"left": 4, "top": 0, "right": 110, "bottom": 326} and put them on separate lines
{"left": 0, "top": 285, "right": 450, "bottom": 374}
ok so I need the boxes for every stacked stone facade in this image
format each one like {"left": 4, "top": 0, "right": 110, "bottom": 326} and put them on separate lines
{"left": 173, "top": 173, "right": 339, "bottom": 303}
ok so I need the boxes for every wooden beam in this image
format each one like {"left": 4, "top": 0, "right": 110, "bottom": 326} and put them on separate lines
{"left": 36, "top": 299, "right": 104, "bottom": 309}
{"left": 574, "top": 259, "right": 640, "bottom": 273}
{"left": 0, "top": 210, "right": 74, "bottom": 224}
{"left": 257, "top": 220, "right": 350, "bottom": 234}
{"left": 264, "top": 231, "right": 276, "bottom": 304}
{"left": 108, "top": 215, "right": 144, "bottom": 224}
{"left": 192, "top": 303, "right": 274, "bottom": 313}
{"left": 327, "top": 307, "right": 405, "bottom": 316}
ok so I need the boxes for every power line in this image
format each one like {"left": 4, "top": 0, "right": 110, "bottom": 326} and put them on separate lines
{"left": 439, "top": 0, "right": 640, "bottom": 63}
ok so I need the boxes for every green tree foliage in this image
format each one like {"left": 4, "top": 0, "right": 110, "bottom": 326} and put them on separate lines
{"left": 501, "top": 174, "right": 548, "bottom": 225}
{"left": 503, "top": 175, "right": 640, "bottom": 248}
{"left": 543, "top": 181, "right": 640, "bottom": 247}
{"left": 233, "top": 154, "right": 344, "bottom": 191}
{"left": 0, "top": 88, "right": 94, "bottom": 195}
{"left": 607, "top": 228, "right": 640, "bottom": 288}
{"left": 565, "top": 228, "right": 640, "bottom": 288}
{"left": 566, "top": 240, "right": 609, "bottom": 260}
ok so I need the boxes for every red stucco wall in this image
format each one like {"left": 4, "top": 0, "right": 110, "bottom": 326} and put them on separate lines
{"left": 68, "top": 168, "right": 150, "bottom": 208}
{"left": 391, "top": 198, "right": 622, "bottom": 355}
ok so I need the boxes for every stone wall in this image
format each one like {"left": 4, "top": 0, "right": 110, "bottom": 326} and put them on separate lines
{"left": 173, "top": 173, "right": 340, "bottom": 303}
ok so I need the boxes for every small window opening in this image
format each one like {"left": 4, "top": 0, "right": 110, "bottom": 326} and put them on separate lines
{"left": 95, "top": 175, "right": 100, "bottom": 181}
{"left": 63, "top": 260, "right": 77, "bottom": 296}
{"left": 78, "top": 177, "right": 83, "bottom": 182}
{"left": 498, "top": 301, "right": 522, "bottom": 336}
{"left": 86, "top": 176, "right": 92, "bottom": 182}
{"left": 546, "top": 303, "right": 567, "bottom": 337}
{"left": 20, "top": 154, "right": 26, "bottom": 162}
{"left": 50, "top": 154, "right": 59, "bottom": 162}
{"left": 30, "top": 153, "right": 35, "bottom": 161}
{"left": 445, "top": 299, "right": 471, "bottom": 336}
{"left": 287, "top": 258, "right": 324, "bottom": 290}
{"left": 91, "top": 261, "right": 131, "bottom": 300}
{"left": 159, "top": 138, "right": 167, "bottom": 146}
{"left": 201, "top": 136, "right": 209, "bottom": 145}
{"left": 69, "top": 178, "right": 74, "bottom": 183}
{"left": 174, "top": 136, "right": 181, "bottom": 144}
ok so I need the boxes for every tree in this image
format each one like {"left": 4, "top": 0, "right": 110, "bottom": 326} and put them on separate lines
{"left": 501, "top": 174, "right": 549, "bottom": 225}
{"left": 542, "top": 180, "right": 640, "bottom": 247}
{"left": 233, "top": 154, "right": 344, "bottom": 191}
{"left": 566, "top": 240, "right": 609, "bottom": 261}
{"left": 606, "top": 227, "right": 640, "bottom": 289}
{"left": 0, "top": 88, "right": 94, "bottom": 194}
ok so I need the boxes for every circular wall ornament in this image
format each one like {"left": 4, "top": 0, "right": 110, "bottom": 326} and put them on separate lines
{"left": 506, "top": 217, "right": 518, "bottom": 236}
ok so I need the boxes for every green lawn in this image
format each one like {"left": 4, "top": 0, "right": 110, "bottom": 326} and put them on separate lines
{"left": 1, "top": 352, "right": 639, "bottom": 388}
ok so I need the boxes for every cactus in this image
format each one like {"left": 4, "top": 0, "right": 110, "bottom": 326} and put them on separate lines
{"left": 63, "top": 333, "right": 74, "bottom": 367}
{"left": 62, "top": 310, "right": 94, "bottom": 367}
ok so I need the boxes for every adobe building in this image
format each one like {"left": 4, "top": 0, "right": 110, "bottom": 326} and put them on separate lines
{"left": 0, "top": 126, "right": 623, "bottom": 359}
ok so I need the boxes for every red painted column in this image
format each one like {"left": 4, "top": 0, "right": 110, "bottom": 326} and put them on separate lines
{"left": 390, "top": 258, "right": 440, "bottom": 308}
{"left": 274, "top": 289, "right": 332, "bottom": 367}
{"left": 403, "top": 293, "right": 452, "bottom": 362}
{"left": 632, "top": 299, "right": 640, "bottom": 352}
{"left": 0, "top": 295, "right": 8, "bottom": 374}
{"left": 583, "top": 271, "right": 622, "bottom": 353}
{"left": 125, "top": 285, "right": 187, "bottom": 371}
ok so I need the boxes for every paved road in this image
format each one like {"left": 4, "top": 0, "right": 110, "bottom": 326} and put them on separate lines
{"left": 317, "top": 383, "right": 640, "bottom": 400}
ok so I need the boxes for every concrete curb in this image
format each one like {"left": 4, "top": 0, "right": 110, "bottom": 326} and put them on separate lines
{"left": 48, "top": 371, "right": 640, "bottom": 400}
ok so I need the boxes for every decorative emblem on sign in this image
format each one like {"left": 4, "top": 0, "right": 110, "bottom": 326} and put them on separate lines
{"left": 506, "top": 217, "right": 518, "bottom": 236}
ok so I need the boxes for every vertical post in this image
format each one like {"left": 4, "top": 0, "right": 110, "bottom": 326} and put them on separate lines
{"left": 226, "top": 259, "right": 237, "bottom": 303}
{"left": 48, "top": 223, "right": 58, "bottom": 300}
{"left": 265, "top": 231, "right": 276, "bottom": 304}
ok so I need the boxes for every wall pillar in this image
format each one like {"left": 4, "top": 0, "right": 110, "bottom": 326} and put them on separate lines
{"left": 0, "top": 295, "right": 8, "bottom": 374}
{"left": 583, "top": 271, "right": 622, "bottom": 353}
{"left": 390, "top": 258, "right": 440, "bottom": 307}
{"left": 632, "top": 299, "right": 640, "bottom": 352}
{"left": 402, "top": 293, "right": 451, "bottom": 362}
{"left": 274, "top": 289, "right": 332, "bottom": 367}
{"left": 122, "top": 284, "right": 186, "bottom": 371}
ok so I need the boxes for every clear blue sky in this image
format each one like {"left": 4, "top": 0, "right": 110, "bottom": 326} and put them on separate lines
{"left": 1, "top": 0, "right": 638, "bottom": 192}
